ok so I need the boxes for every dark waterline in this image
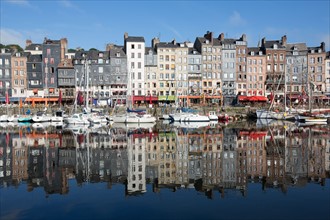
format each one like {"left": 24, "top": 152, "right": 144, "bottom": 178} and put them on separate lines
{"left": 1, "top": 179, "right": 329, "bottom": 220}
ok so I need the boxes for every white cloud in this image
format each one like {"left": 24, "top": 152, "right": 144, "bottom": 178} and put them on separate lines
{"left": 0, "top": 28, "right": 25, "bottom": 47}
{"left": 58, "top": 0, "right": 83, "bottom": 12}
{"left": 229, "top": 11, "right": 246, "bottom": 26}
{"left": 5, "top": 0, "right": 30, "bottom": 6}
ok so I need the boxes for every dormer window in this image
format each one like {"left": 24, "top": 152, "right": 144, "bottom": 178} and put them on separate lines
{"left": 259, "top": 51, "right": 263, "bottom": 55}
{"left": 116, "top": 52, "right": 120, "bottom": 57}
{"left": 205, "top": 40, "right": 209, "bottom": 44}
{"left": 318, "top": 48, "right": 322, "bottom": 53}
{"left": 273, "top": 44, "right": 278, "bottom": 49}
{"left": 251, "top": 51, "right": 255, "bottom": 56}
{"left": 99, "top": 52, "right": 103, "bottom": 58}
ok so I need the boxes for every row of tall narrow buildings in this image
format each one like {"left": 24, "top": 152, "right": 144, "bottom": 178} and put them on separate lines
{"left": 1, "top": 31, "right": 329, "bottom": 106}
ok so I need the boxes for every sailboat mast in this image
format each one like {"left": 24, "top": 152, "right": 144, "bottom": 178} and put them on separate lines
{"left": 85, "top": 60, "right": 89, "bottom": 110}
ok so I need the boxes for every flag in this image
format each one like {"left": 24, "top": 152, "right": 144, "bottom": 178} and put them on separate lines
{"left": 58, "top": 89, "right": 62, "bottom": 104}
{"left": 5, "top": 90, "right": 9, "bottom": 104}
{"left": 149, "top": 94, "right": 152, "bottom": 104}
{"left": 270, "top": 92, "right": 274, "bottom": 103}
{"left": 19, "top": 98, "right": 23, "bottom": 108}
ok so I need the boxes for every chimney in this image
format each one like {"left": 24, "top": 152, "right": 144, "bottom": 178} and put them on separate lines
{"left": 241, "top": 34, "right": 246, "bottom": 42}
{"left": 124, "top": 32, "right": 128, "bottom": 40}
{"left": 60, "top": 38, "right": 68, "bottom": 60}
{"left": 204, "top": 31, "right": 213, "bottom": 44}
{"left": 218, "top": 33, "right": 225, "bottom": 41}
{"left": 26, "top": 39, "right": 32, "bottom": 47}
{"left": 281, "top": 35, "right": 287, "bottom": 47}
{"left": 106, "top": 44, "right": 115, "bottom": 51}
{"left": 152, "top": 37, "right": 160, "bottom": 49}
{"left": 261, "top": 37, "right": 266, "bottom": 47}
{"left": 321, "top": 42, "right": 325, "bottom": 52}
{"left": 172, "top": 39, "right": 176, "bottom": 45}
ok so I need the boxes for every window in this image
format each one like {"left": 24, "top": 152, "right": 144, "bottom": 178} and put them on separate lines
{"left": 131, "top": 44, "right": 135, "bottom": 49}
{"left": 32, "top": 64, "right": 36, "bottom": 69}
{"left": 138, "top": 72, "right": 141, "bottom": 79}
{"left": 131, "top": 53, "right": 135, "bottom": 58}
{"left": 138, "top": 44, "right": 141, "bottom": 49}
{"left": 98, "top": 66, "right": 103, "bottom": 73}
{"left": 138, "top": 62, "right": 141, "bottom": 69}
{"left": 138, "top": 53, "right": 141, "bottom": 58}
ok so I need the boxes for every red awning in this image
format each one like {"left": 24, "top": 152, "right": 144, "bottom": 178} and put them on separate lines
{"left": 133, "top": 96, "right": 158, "bottom": 102}
{"left": 238, "top": 95, "right": 249, "bottom": 101}
{"left": 240, "top": 96, "right": 268, "bottom": 102}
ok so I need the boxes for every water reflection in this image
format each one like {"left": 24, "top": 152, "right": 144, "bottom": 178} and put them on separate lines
{"left": 0, "top": 121, "right": 329, "bottom": 198}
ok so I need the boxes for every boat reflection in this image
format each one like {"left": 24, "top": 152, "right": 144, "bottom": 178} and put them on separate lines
{"left": 0, "top": 121, "right": 329, "bottom": 198}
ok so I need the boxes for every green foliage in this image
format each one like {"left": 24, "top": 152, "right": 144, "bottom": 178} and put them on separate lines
{"left": 0, "top": 44, "right": 24, "bottom": 52}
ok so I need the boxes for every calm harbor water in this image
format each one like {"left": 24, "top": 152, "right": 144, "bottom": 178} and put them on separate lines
{"left": 1, "top": 120, "right": 329, "bottom": 220}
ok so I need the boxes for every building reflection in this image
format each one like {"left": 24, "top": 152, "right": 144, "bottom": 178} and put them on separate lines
{"left": 0, "top": 122, "right": 329, "bottom": 198}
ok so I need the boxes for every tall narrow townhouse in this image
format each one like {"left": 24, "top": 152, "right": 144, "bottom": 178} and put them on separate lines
{"left": 124, "top": 33, "right": 146, "bottom": 105}
{"left": 42, "top": 38, "right": 68, "bottom": 101}
{"left": 307, "top": 42, "right": 326, "bottom": 104}
{"left": 74, "top": 50, "right": 112, "bottom": 106}
{"left": 73, "top": 50, "right": 89, "bottom": 104}
{"left": 144, "top": 43, "right": 158, "bottom": 105}
{"left": 187, "top": 47, "right": 202, "bottom": 105}
{"left": 87, "top": 50, "right": 112, "bottom": 106}
{"left": 246, "top": 47, "right": 266, "bottom": 97}
{"left": 325, "top": 52, "right": 330, "bottom": 97}
{"left": 285, "top": 43, "right": 308, "bottom": 104}
{"left": 11, "top": 51, "right": 29, "bottom": 102}
{"left": 194, "top": 32, "right": 222, "bottom": 106}
{"left": 261, "top": 36, "right": 287, "bottom": 103}
{"left": 26, "top": 53, "right": 43, "bottom": 97}
{"left": 175, "top": 40, "right": 190, "bottom": 106}
{"left": 107, "top": 44, "right": 128, "bottom": 107}
{"left": 235, "top": 34, "right": 248, "bottom": 96}
{"left": 219, "top": 33, "right": 237, "bottom": 106}
{"left": 24, "top": 41, "right": 43, "bottom": 97}
{"left": 57, "top": 58, "right": 75, "bottom": 104}
{"left": 153, "top": 39, "right": 179, "bottom": 104}
{"left": 0, "top": 48, "right": 12, "bottom": 102}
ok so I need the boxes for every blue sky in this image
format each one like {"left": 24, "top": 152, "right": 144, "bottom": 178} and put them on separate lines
{"left": 1, "top": 0, "right": 329, "bottom": 51}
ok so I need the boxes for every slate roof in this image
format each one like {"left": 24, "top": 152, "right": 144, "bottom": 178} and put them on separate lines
{"left": 286, "top": 43, "right": 308, "bottom": 56}
{"left": 109, "top": 46, "right": 126, "bottom": 57}
{"left": 145, "top": 47, "right": 156, "bottom": 55}
{"left": 188, "top": 48, "right": 201, "bottom": 55}
{"left": 156, "top": 42, "right": 179, "bottom": 48}
{"left": 74, "top": 50, "right": 110, "bottom": 60}
{"left": 262, "top": 40, "right": 286, "bottom": 49}
{"left": 247, "top": 47, "right": 263, "bottom": 55}
{"left": 125, "top": 36, "right": 145, "bottom": 42}
{"left": 25, "top": 44, "right": 42, "bottom": 51}
{"left": 195, "top": 37, "right": 221, "bottom": 46}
